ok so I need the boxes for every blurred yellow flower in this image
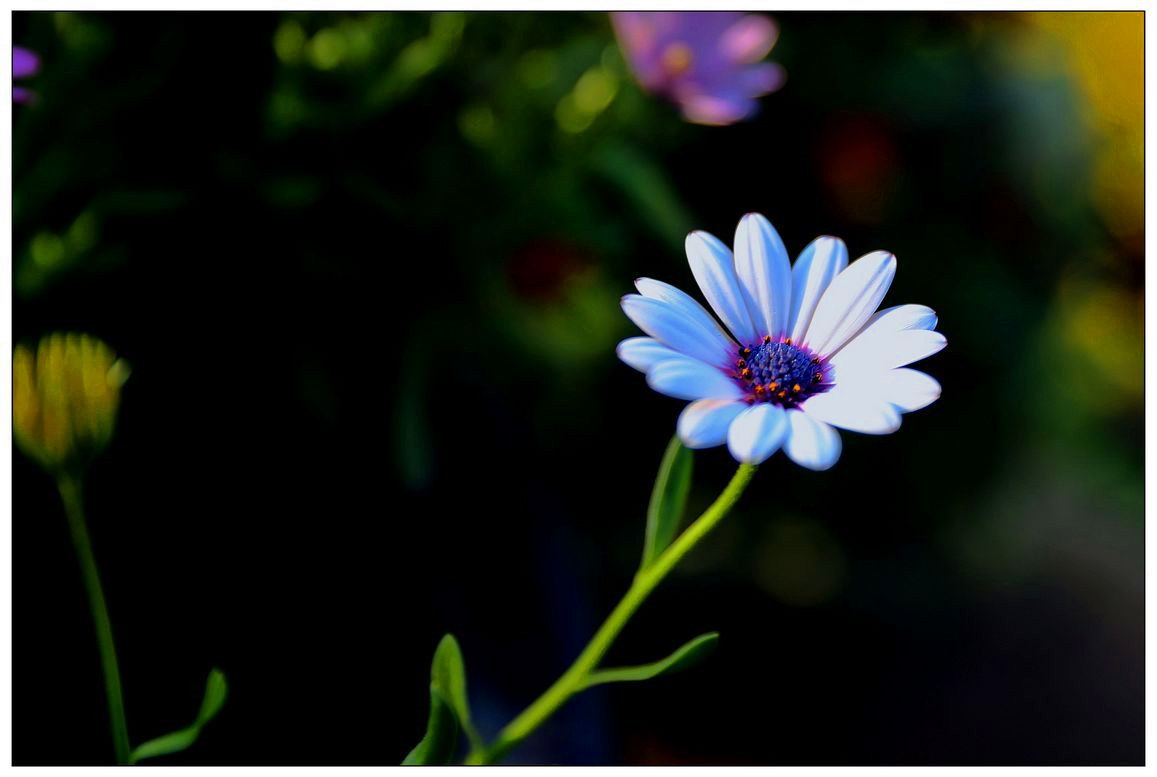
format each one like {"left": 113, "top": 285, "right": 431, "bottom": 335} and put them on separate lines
{"left": 1026, "top": 12, "right": 1143, "bottom": 242}
{"left": 13, "top": 333, "right": 130, "bottom": 474}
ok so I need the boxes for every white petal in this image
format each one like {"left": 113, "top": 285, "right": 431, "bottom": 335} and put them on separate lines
{"left": 677, "top": 399, "right": 748, "bottom": 449}
{"left": 646, "top": 358, "right": 745, "bottom": 401}
{"left": 830, "top": 329, "right": 947, "bottom": 373}
{"left": 788, "top": 236, "right": 848, "bottom": 343}
{"left": 800, "top": 386, "right": 901, "bottom": 435}
{"left": 860, "top": 303, "right": 938, "bottom": 334}
{"left": 727, "top": 403, "right": 789, "bottom": 464}
{"left": 804, "top": 251, "right": 897, "bottom": 357}
{"left": 685, "top": 231, "right": 759, "bottom": 344}
{"left": 621, "top": 294, "right": 734, "bottom": 368}
{"left": 783, "top": 410, "right": 842, "bottom": 471}
{"left": 616, "top": 337, "right": 685, "bottom": 373}
{"left": 825, "top": 303, "right": 938, "bottom": 366}
{"left": 634, "top": 276, "right": 701, "bottom": 307}
{"left": 874, "top": 368, "right": 942, "bottom": 412}
{"left": 634, "top": 278, "right": 737, "bottom": 349}
{"left": 734, "top": 213, "right": 792, "bottom": 340}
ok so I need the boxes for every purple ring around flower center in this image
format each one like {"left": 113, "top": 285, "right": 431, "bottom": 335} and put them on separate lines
{"left": 732, "top": 336, "right": 832, "bottom": 408}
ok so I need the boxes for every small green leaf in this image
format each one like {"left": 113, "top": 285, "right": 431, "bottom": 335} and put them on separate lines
{"left": 581, "top": 632, "right": 719, "bottom": 690}
{"left": 402, "top": 688, "right": 460, "bottom": 765}
{"left": 128, "top": 668, "right": 228, "bottom": 764}
{"left": 430, "top": 634, "right": 481, "bottom": 750}
{"left": 403, "top": 634, "right": 479, "bottom": 764}
{"left": 640, "top": 436, "right": 693, "bottom": 570}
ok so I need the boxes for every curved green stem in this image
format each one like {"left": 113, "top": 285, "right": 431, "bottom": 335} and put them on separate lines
{"left": 468, "top": 463, "right": 758, "bottom": 765}
{"left": 58, "top": 474, "right": 131, "bottom": 765}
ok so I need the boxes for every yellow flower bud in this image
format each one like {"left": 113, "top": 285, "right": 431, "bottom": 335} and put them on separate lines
{"left": 13, "top": 333, "right": 130, "bottom": 474}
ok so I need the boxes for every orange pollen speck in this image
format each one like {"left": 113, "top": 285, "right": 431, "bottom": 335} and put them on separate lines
{"left": 768, "top": 381, "right": 778, "bottom": 391}
{"left": 740, "top": 368, "right": 753, "bottom": 380}
{"left": 792, "top": 384, "right": 801, "bottom": 393}
{"left": 777, "top": 390, "right": 787, "bottom": 399}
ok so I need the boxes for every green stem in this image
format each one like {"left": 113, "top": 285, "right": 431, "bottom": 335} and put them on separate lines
{"left": 468, "top": 463, "right": 758, "bottom": 765}
{"left": 58, "top": 474, "right": 131, "bottom": 765}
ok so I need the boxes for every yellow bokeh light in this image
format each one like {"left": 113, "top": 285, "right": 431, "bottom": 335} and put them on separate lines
{"left": 1025, "top": 12, "right": 1142, "bottom": 241}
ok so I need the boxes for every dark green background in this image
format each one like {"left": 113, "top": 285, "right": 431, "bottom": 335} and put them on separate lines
{"left": 13, "top": 11, "right": 1143, "bottom": 765}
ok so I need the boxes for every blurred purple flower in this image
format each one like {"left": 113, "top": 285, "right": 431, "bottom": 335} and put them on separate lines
{"left": 611, "top": 12, "right": 785, "bottom": 126}
{"left": 14, "top": 46, "right": 40, "bottom": 104}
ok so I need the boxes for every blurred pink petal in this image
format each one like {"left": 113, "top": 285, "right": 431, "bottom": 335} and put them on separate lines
{"left": 611, "top": 11, "right": 784, "bottom": 127}
{"left": 14, "top": 47, "right": 39, "bottom": 79}
{"left": 611, "top": 12, "right": 664, "bottom": 89}
{"left": 738, "top": 62, "right": 787, "bottom": 96}
{"left": 719, "top": 15, "right": 778, "bottom": 65}
{"left": 680, "top": 94, "right": 754, "bottom": 126}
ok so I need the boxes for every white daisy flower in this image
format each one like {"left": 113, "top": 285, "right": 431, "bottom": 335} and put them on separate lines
{"left": 618, "top": 213, "right": 946, "bottom": 470}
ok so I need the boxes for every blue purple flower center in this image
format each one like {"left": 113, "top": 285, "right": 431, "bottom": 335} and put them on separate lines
{"left": 734, "top": 337, "right": 830, "bottom": 408}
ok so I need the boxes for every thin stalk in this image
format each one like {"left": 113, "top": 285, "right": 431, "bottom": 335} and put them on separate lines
{"left": 58, "top": 474, "right": 131, "bottom": 765}
{"left": 468, "top": 463, "right": 758, "bottom": 765}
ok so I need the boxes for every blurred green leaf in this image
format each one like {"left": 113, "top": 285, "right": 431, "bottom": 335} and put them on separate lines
{"left": 581, "top": 632, "right": 720, "bottom": 690}
{"left": 592, "top": 141, "right": 694, "bottom": 251}
{"left": 129, "top": 668, "right": 227, "bottom": 764}
{"left": 430, "top": 634, "right": 480, "bottom": 751}
{"left": 394, "top": 341, "right": 433, "bottom": 491}
{"left": 402, "top": 689, "right": 459, "bottom": 765}
{"left": 403, "top": 634, "right": 478, "bottom": 764}
{"left": 640, "top": 436, "right": 693, "bottom": 571}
